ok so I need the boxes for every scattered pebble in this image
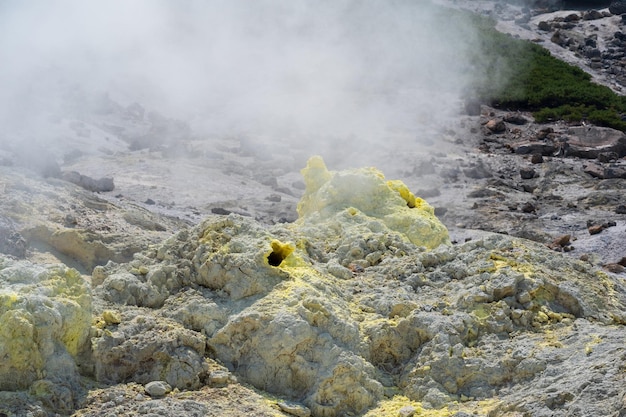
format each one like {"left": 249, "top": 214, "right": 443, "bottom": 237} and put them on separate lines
{"left": 278, "top": 401, "right": 311, "bottom": 417}
{"left": 145, "top": 381, "right": 171, "bottom": 398}
{"left": 398, "top": 405, "right": 417, "bottom": 417}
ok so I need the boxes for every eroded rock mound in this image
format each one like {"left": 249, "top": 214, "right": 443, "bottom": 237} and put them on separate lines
{"left": 0, "top": 257, "right": 91, "bottom": 412}
{"left": 87, "top": 157, "right": 626, "bottom": 416}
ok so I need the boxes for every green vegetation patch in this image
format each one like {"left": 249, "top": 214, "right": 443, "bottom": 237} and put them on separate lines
{"left": 470, "top": 14, "right": 626, "bottom": 131}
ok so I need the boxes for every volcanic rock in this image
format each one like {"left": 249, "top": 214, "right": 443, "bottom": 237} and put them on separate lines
{"left": 520, "top": 167, "right": 537, "bottom": 179}
{"left": 62, "top": 171, "right": 115, "bottom": 192}
{"left": 610, "top": 0, "right": 626, "bottom": 15}
{"left": 0, "top": 258, "right": 91, "bottom": 412}
{"left": 485, "top": 119, "right": 506, "bottom": 133}
{"left": 145, "top": 381, "right": 172, "bottom": 398}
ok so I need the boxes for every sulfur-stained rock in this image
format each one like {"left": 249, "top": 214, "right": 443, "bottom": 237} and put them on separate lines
{"left": 81, "top": 158, "right": 626, "bottom": 417}
{"left": 296, "top": 156, "right": 450, "bottom": 250}
{"left": 0, "top": 256, "right": 91, "bottom": 411}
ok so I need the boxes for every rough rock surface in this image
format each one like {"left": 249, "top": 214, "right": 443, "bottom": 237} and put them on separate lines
{"left": 2, "top": 1, "right": 626, "bottom": 416}
{"left": 0, "top": 258, "right": 92, "bottom": 413}
{"left": 4, "top": 156, "right": 626, "bottom": 416}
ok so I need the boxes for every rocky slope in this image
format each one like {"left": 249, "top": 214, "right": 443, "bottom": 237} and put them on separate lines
{"left": 1, "top": 1, "right": 626, "bottom": 417}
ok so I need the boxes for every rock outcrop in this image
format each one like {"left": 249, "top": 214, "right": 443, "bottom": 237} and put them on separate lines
{"left": 82, "top": 157, "right": 626, "bottom": 416}
{"left": 0, "top": 258, "right": 91, "bottom": 413}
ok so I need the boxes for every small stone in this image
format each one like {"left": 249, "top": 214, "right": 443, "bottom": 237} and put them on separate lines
{"left": 208, "top": 370, "right": 231, "bottom": 387}
{"left": 616, "top": 205, "right": 626, "bottom": 214}
{"left": 211, "top": 207, "right": 231, "bottom": 215}
{"left": 605, "top": 263, "right": 625, "bottom": 273}
{"left": 530, "top": 154, "right": 544, "bottom": 164}
{"left": 145, "top": 381, "right": 171, "bottom": 397}
{"left": 538, "top": 21, "right": 552, "bottom": 31}
{"left": 278, "top": 401, "right": 312, "bottom": 417}
{"left": 398, "top": 405, "right": 417, "bottom": 417}
{"left": 588, "top": 224, "right": 604, "bottom": 235}
{"left": 520, "top": 167, "right": 536, "bottom": 180}
{"left": 553, "top": 234, "right": 570, "bottom": 247}
{"left": 485, "top": 119, "right": 506, "bottom": 133}
{"left": 521, "top": 202, "right": 537, "bottom": 213}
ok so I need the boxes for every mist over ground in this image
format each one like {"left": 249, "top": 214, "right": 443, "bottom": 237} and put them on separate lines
{"left": 0, "top": 0, "right": 493, "bottom": 163}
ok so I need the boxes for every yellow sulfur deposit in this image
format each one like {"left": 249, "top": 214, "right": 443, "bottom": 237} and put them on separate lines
{"left": 364, "top": 396, "right": 500, "bottom": 417}
{"left": 0, "top": 259, "right": 92, "bottom": 390}
{"left": 266, "top": 239, "right": 296, "bottom": 267}
{"left": 296, "top": 156, "right": 449, "bottom": 249}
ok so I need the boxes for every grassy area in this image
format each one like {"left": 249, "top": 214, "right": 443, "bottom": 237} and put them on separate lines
{"left": 470, "top": 14, "right": 626, "bottom": 131}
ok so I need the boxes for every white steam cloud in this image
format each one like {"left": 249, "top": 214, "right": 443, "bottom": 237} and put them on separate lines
{"left": 0, "top": 0, "right": 484, "bottom": 158}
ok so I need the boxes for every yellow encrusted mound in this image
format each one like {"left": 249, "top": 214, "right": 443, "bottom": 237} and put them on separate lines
{"left": 297, "top": 156, "right": 450, "bottom": 249}
{"left": 0, "top": 260, "right": 92, "bottom": 390}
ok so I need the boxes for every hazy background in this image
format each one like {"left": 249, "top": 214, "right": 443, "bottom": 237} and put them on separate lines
{"left": 0, "top": 0, "right": 487, "bottom": 161}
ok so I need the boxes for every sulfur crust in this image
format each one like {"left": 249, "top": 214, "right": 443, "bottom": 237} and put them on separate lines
{"left": 0, "top": 261, "right": 91, "bottom": 390}
{"left": 363, "top": 396, "right": 500, "bottom": 417}
{"left": 296, "top": 156, "right": 450, "bottom": 250}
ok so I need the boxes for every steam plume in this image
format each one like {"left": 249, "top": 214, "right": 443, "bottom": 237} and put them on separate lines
{"left": 0, "top": 0, "right": 486, "bottom": 161}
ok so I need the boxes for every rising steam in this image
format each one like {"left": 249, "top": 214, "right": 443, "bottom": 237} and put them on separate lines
{"left": 0, "top": 0, "right": 488, "bottom": 160}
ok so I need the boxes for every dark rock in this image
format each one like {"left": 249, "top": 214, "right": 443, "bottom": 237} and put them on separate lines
{"left": 211, "top": 207, "right": 231, "bottom": 215}
{"left": 520, "top": 167, "right": 537, "bottom": 179}
{"left": 588, "top": 224, "right": 604, "bottom": 235}
{"left": 598, "top": 152, "right": 619, "bottom": 162}
{"left": 610, "top": 1, "right": 626, "bottom": 15}
{"left": 144, "top": 198, "right": 156, "bottom": 205}
{"left": 583, "top": 163, "right": 626, "bottom": 179}
{"left": 504, "top": 113, "right": 529, "bottom": 125}
{"left": 434, "top": 206, "right": 447, "bottom": 217}
{"left": 604, "top": 263, "right": 625, "bottom": 273}
{"left": 538, "top": 21, "right": 552, "bottom": 31}
{"left": 531, "top": 154, "right": 544, "bottom": 164}
{"left": 485, "top": 119, "right": 506, "bottom": 133}
{"left": 61, "top": 171, "right": 115, "bottom": 192}
{"left": 616, "top": 205, "right": 626, "bottom": 214}
{"left": 547, "top": 234, "right": 573, "bottom": 252}
{"left": 521, "top": 201, "right": 537, "bottom": 213}
{"left": 563, "top": 13, "right": 580, "bottom": 22}
{"left": 522, "top": 184, "right": 537, "bottom": 193}
{"left": 554, "top": 235, "right": 571, "bottom": 247}
{"left": 619, "top": 257, "right": 626, "bottom": 267}
{"left": 514, "top": 141, "right": 556, "bottom": 156}
{"left": 583, "top": 10, "right": 604, "bottom": 20}
{"left": 585, "top": 48, "right": 602, "bottom": 58}
{"left": 551, "top": 30, "right": 568, "bottom": 47}
{"left": 536, "top": 128, "right": 554, "bottom": 140}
